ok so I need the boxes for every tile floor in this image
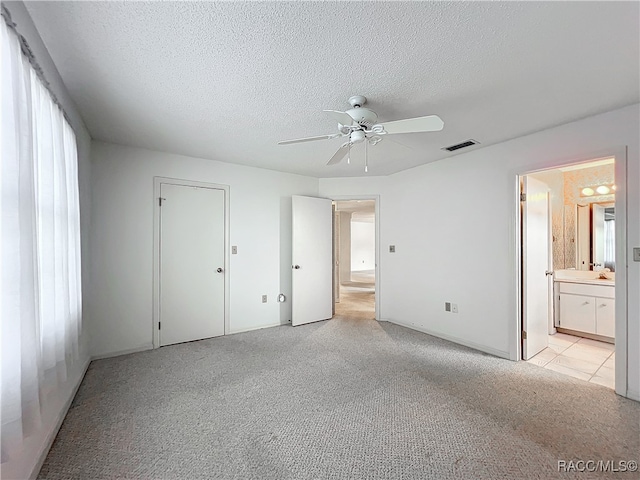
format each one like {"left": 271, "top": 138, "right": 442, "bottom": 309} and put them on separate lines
{"left": 527, "top": 332, "right": 615, "bottom": 389}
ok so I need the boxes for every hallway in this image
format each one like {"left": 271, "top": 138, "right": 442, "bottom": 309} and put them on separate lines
{"left": 335, "top": 270, "right": 375, "bottom": 320}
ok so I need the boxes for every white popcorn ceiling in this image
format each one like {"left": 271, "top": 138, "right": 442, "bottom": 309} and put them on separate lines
{"left": 25, "top": 1, "right": 640, "bottom": 178}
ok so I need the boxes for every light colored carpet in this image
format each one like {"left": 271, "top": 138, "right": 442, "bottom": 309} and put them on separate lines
{"left": 335, "top": 288, "right": 375, "bottom": 320}
{"left": 38, "top": 319, "right": 639, "bottom": 479}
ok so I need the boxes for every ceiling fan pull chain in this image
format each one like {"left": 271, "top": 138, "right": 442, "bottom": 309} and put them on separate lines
{"left": 364, "top": 140, "right": 369, "bottom": 173}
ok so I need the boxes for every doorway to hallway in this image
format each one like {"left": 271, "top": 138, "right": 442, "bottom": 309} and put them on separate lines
{"left": 333, "top": 199, "right": 376, "bottom": 320}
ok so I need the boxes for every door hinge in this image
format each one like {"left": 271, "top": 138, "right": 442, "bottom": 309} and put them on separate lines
{"left": 158, "top": 322, "right": 161, "bottom": 330}
{"left": 520, "top": 193, "right": 527, "bottom": 202}
{"left": 159, "top": 197, "right": 166, "bottom": 206}
{"left": 522, "top": 330, "right": 527, "bottom": 340}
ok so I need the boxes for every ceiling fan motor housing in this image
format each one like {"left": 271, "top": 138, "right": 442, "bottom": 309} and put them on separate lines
{"left": 346, "top": 107, "right": 378, "bottom": 128}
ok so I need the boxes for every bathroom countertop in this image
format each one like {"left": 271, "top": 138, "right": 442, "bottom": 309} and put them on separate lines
{"left": 554, "top": 277, "right": 615, "bottom": 286}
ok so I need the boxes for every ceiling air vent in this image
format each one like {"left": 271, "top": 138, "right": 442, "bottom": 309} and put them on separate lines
{"left": 442, "top": 139, "right": 479, "bottom": 152}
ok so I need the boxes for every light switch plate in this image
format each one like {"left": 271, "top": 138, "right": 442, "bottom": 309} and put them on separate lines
{"left": 262, "top": 295, "right": 267, "bottom": 303}
{"left": 389, "top": 245, "right": 396, "bottom": 253}
{"left": 633, "top": 247, "right": 640, "bottom": 262}
{"left": 232, "top": 246, "right": 238, "bottom": 254}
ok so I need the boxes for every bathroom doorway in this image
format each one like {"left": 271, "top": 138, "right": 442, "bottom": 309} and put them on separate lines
{"left": 518, "top": 156, "right": 623, "bottom": 390}
{"left": 332, "top": 198, "right": 377, "bottom": 320}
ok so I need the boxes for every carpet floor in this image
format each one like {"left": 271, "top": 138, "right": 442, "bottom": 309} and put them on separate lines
{"left": 38, "top": 319, "right": 639, "bottom": 479}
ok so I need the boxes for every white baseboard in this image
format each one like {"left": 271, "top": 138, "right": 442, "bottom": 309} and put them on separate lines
{"left": 91, "top": 344, "right": 153, "bottom": 360}
{"left": 387, "top": 319, "right": 511, "bottom": 359}
{"left": 29, "top": 358, "right": 90, "bottom": 480}
{"left": 228, "top": 322, "right": 282, "bottom": 335}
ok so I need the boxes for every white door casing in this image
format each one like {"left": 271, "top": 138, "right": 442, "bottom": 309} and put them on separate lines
{"left": 522, "top": 176, "right": 550, "bottom": 360}
{"left": 292, "top": 195, "right": 333, "bottom": 326}
{"left": 159, "top": 183, "right": 225, "bottom": 346}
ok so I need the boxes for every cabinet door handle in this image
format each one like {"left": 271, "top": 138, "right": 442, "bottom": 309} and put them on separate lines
{"left": 599, "top": 303, "right": 607, "bottom": 307}
{"left": 582, "top": 301, "right": 590, "bottom": 305}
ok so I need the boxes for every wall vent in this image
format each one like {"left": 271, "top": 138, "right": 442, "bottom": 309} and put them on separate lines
{"left": 442, "top": 139, "right": 479, "bottom": 152}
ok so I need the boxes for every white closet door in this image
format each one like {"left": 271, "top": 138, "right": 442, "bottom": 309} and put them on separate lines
{"left": 160, "top": 184, "right": 225, "bottom": 346}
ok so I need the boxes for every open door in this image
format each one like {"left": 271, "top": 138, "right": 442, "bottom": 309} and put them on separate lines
{"left": 292, "top": 195, "right": 333, "bottom": 326}
{"left": 522, "top": 176, "right": 551, "bottom": 360}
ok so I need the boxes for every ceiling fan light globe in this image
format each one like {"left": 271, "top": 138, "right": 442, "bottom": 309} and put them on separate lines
{"left": 350, "top": 130, "right": 366, "bottom": 144}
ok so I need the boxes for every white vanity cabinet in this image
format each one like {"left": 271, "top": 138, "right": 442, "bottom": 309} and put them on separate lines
{"left": 555, "top": 281, "right": 615, "bottom": 339}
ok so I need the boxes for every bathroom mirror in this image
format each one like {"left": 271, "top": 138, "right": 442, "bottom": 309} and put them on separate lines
{"left": 574, "top": 202, "right": 615, "bottom": 271}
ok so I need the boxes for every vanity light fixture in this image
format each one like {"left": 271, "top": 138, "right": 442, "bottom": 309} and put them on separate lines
{"left": 580, "top": 183, "right": 615, "bottom": 197}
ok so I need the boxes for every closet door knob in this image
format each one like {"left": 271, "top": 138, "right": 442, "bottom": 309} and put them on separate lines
{"left": 216, "top": 268, "right": 223, "bottom": 273}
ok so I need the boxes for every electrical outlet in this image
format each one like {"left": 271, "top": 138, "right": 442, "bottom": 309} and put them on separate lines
{"left": 389, "top": 245, "right": 396, "bottom": 253}
{"left": 232, "top": 246, "right": 238, "bottom": 254}
{"left": 452, "top": 304, "right": 458, "bottom": 313}
{"left": 633, "top": 247, "right": 640, "bottom": 262}
{"left": 262, "top": 295, "right": 267, "bottom": 303}
{"left": 445, "top": 302, "right": 451, "bottom": 312}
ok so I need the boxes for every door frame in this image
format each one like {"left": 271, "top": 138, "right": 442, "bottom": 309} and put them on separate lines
{"left": 330, "top": 194, "right": 381, "bottom": 321}
{"left": 513, "top": 147, "right": 628, "bottom": 397}
{"left": 152, "top": 177, "right": 231, "bottom": 348}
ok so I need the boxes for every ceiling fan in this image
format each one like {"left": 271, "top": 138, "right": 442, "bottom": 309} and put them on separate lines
{"left": 278, "top": 95, "right": 444, "bottom": 172}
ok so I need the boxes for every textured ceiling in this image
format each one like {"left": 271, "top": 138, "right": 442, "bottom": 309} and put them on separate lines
{"left": 25, "top": 1, "right": 640, "bottom": 178}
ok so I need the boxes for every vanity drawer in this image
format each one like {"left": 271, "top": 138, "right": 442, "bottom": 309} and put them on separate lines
{"left": 557, "top": 282, "right": 615, "bottom": 298}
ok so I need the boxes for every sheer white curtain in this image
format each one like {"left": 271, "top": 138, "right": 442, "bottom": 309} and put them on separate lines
{"left": 1, "top": 18, "right": 82, "bottom": 458}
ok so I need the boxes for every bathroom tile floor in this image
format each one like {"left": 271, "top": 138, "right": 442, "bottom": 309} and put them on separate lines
{"left": 527, "top": 332, "right": 615, "bottom": 389}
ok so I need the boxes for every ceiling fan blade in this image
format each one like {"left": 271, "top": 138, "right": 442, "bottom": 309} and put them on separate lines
{"left": 278, "top": 133, "right": 340, "bottom": 145}
{"left": 327, "top": 143, "right": 350, "bottom": 166}
{"left": 377, "top": 115, "right": 444, "bottom": 135}
{"left": 381, "top": 136, "right": 413, "bottom": 153}
{"left": 323, "top": 110, "right": 355, "bottom": 126}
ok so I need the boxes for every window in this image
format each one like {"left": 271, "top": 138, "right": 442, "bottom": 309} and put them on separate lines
{"left": 1, "top": 16, "right": 82, "bottom": 453}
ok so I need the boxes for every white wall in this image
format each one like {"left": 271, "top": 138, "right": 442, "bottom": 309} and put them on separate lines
{"left": 2, "top": 3, "right": 92, "bottom": 479}
{"left": 89, "top": 141, "right": 318, "bottom": 357}
{"left": 351, "top": 219, "right": 375, "bottom": 271}
{"left": 320, "top": 104, "right": 640, "bottom": 401}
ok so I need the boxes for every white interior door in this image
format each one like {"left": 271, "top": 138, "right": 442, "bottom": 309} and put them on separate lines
{"left": 522, "top": 177, "right": 550, "bottom": 360}
{"left": 160, "top": 184, "right": 225, "bottom": 346}
{"left": 333, "top": 206, "right": 340, "bottom": 309}
{"left": 292, "top": 195, "right": 333, "bottom": 326}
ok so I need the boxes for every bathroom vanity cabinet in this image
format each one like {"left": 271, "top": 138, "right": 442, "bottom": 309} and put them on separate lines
{"left": 555, "top": 281, "right": 615, "bottom": 339}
